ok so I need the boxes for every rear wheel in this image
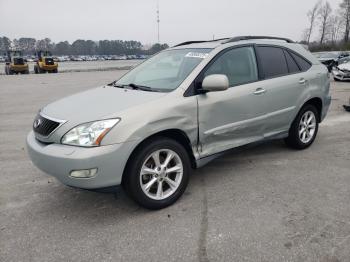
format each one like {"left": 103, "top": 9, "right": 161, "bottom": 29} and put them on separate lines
{"left": 284, "top": 104, "right": 319, "bottom": 149}
{"left": 333, "top": 77, "right": 340, "bottom": 82}
{"left": 123, "top": 137, "right": 191, "bottom": 209}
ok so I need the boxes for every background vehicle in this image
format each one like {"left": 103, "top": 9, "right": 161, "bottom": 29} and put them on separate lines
{"left": 316, "top": 51, "right": 349, "bottom": 72}
{"left": 34, "top": 50, "right": 58, "bottom": 73}
{"left": 27, "top": 36, "right": 331, "bottom": 209}
{"left": 4, "top": 50, "right": 29, "bottom": 75}
{"left": 332, "top": 56, "right": 350, "bottom": 81}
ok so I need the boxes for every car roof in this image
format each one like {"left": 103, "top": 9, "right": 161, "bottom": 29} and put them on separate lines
{"left": 170, "top": 36, "right": 319, "bottom": 65}
{"left": 171, "top": 36, "right": 294, "bottom": 49}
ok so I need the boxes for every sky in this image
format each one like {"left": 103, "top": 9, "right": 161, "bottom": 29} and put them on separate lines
{"left": 0, "top": 0, "right": 343, "bottom": 46}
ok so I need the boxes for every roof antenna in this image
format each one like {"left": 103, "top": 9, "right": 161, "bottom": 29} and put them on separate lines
{"left": 157, "top": 1, "right": 160, "bottom": 43}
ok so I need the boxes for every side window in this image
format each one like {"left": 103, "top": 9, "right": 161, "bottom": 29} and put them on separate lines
{"left": 283, "top": 50, "right": 300, "bottom": 74}
{"left": 204, "top": 47, "right": 258, "bottom": 87}
{"left": 256, "top": 46, "right": 288, "bottom": 78}
{"left": 290, "top": 52, "right": 312, "bottom": 72}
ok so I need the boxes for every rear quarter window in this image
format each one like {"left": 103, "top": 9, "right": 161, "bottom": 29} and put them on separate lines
{"left": 290, "top": 52, "right": 312, "bottom": 72}
{"left": 283, "top": 50, "right": 300, "bottom": 74}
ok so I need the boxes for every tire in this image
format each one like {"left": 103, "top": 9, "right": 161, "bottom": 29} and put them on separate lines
{"left": 123, "top": 137, "right": 191, "bottom": 209}
{"left": 284, "top": 104, "right": 319, "bottom": 150}
{"left": 53, "top": 69, "right": 58, "bottom": 73}
{"left": 34, "top": 66, "right": 38, "bottom": 74}
{"left": 333, "top": 78, "right": 340, "bottom": 82}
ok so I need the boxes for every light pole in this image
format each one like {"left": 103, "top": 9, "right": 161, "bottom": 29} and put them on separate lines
{"left": 157, "top": 1, "right": 160, "bottom": 44}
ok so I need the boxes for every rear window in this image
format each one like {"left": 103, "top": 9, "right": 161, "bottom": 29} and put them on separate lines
{"left": 290, "top": 52, "right": 311, "bottom": 72}
{"left": 256, "top": 46, "right": 289, "bottom": 78}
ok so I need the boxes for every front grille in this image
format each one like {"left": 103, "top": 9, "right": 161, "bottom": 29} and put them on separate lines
{"left": 33, "top": 114, "right": 60, "bottom": 137}
{"left": 14, "top": 58, "right": 24, "bottom": 65}
{"left": 45, "top": 58, "right": 54, "bottom": 65}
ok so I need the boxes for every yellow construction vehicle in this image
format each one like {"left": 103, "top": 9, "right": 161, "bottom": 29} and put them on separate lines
{"left": 34, "top": 50, "right": 58, "bottom": 73}
{"left": 4, "top": 50, "right": 29, "bottom": 75}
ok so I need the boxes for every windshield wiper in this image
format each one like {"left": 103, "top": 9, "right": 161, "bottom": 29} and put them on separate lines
{"left": 107, "top": 81, "right": 131, "bottom": 89}
{"left": 107, "top": 80, "right": 119, "bottom": 87}
{"left": 108, "top": 81, "right": 160, "bottom": 92}
{"left": 128, "top": 83, "right": 154, "bottom": 91}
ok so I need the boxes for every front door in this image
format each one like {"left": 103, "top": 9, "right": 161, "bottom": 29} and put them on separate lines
{"left": 196, "top": 46, "right": 267, "bottom": 157}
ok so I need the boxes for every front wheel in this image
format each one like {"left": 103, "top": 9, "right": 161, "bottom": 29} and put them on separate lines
{"left": 123, "top": 138, "right": 191, "bottom": 209}
{"left": 284, "top": 104, "right": 319, "bottom": 150}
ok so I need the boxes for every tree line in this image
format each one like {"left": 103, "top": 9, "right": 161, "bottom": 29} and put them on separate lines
{"left": 0, "top": 36, "right": 169, "bottom": 56}
{"left": 303, "top": 0, "right": 350, "bottom": 51}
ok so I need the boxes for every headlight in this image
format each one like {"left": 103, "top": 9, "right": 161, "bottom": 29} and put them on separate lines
{"left": 61, "top": 119, "right": 120, "bottom": 147}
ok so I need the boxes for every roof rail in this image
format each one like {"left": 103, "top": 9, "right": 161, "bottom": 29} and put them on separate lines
{"left": 173, "top": 41, "right": 208, "bottom": 47}
{"left": 173, "top": 38, "right": 230, "bottom": 47}
{"left": 225, "top": 36, "right": 294, "bottom": 44}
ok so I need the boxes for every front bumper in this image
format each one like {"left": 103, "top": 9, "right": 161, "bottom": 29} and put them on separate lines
{"left": 26, "top": 131, "right": 136, "bottom": 189}
{"left": 332, "top": 70, "right": 350, "bottom": 81}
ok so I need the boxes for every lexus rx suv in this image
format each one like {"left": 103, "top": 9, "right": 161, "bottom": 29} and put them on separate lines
{"left": 27, "top": 36, "right": 331, "bottom": 209}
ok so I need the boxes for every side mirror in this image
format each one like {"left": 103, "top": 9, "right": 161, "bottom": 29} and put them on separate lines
{"left": 202, "top": 74, "right": 229, "bottom": 92}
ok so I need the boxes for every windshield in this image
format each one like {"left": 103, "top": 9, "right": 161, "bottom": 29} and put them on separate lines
{"left": 116, "top": 48, "right": 212, "bottom": 92}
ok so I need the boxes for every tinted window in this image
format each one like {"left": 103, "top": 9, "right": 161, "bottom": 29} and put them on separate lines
{"left": 290, "top": 53, "right": 312, "bottom": 72}
{"left": 284, "top": 50, "right": 300, "bottom": 73}
{"left": 204, "top": 47, "right": 258, "bottom": 87}
{"left": 257, "top": 46, "right": 288, "bottom": 78}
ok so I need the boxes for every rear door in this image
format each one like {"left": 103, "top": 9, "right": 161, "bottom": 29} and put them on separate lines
{"left": 255, "top": 46, "right": 308, "bottom": 137}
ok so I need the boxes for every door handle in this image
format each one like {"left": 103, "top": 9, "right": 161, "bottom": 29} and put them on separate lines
{"left": 253, "top": 88, "right": 266, "bottom": 95}
{"left": 299, "top": 78, "right": 307, "bottom": 85}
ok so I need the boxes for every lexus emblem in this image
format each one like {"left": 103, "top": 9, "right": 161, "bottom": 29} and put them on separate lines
{"left": 33, "top": 118, "right": 42, "bottom": 129}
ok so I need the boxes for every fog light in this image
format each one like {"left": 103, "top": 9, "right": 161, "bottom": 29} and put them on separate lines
{"left": 69, "top": 168, "right": 98, "bottom": 178}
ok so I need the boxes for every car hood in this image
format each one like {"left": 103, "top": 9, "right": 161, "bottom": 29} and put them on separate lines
{"left": 42, "top": 85, "right": 166, "bottom": 124}
{"left": 338, "top": 62, "right": 350, "bottom": 71}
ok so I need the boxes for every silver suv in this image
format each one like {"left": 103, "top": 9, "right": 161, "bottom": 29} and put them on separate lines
{"left": 27, "top": 36, "right": 331, "bottom": 209}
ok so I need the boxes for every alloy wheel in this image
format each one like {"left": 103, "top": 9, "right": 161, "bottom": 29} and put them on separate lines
{"left": 299, "top": 110, "right": 316, "bottom": 144}
{"left": 139, "top": 149, "right": 183, "bottom": 200}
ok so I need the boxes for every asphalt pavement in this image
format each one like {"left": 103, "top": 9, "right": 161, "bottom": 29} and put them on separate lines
{"left": 0, "top": 71, "right": 349, "bottom": 262}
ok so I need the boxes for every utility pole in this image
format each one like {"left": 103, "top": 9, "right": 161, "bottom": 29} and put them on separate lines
{"left": 157, "top": 1, "right": 160, "bottom": 43}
